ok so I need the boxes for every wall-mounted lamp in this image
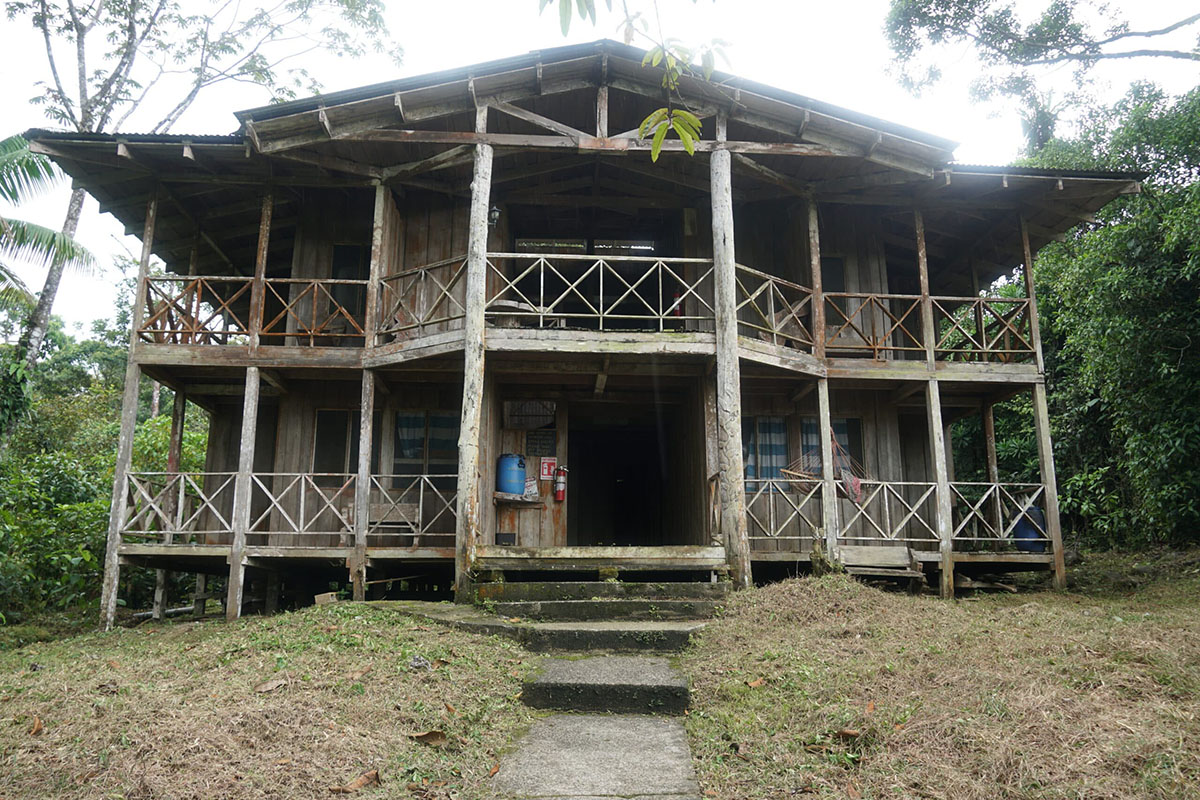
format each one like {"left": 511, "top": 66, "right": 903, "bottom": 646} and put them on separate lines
{"left": 488, "top": 205, "right": 501, "bottom": 228}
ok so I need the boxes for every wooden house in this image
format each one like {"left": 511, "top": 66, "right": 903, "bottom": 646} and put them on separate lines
{"left": 27, "top": 41, "right": 1140, "bottom": 627}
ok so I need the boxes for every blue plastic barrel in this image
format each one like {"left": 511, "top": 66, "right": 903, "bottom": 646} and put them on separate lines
{"left": 497, "top": 454, "right": 526, "bottom": 494}
{"left": 1013, "top": 505, "right": 1048, "bottom": 553}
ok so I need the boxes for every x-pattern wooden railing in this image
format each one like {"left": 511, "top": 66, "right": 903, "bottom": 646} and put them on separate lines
{"left": 484, "top": 252, "right": 715, "bottom": 330}
{"left": 823, "top": 293, "right": 925, "bottom": 358}
{"left": 951, "top": 482, "right": 1047, "bottom": 546}
{"left": 837, "top": 480, "right": 939, "bottom": 544}
{"left": 121, "top": 472, "right": 236, "bottom": 542}
{"left": 138, "top": 277, "right": 253, "bottom": 345}
{"left": 377, "top": 255, "right": 468, "bottom": 341}
{"left": 735, "top": 264, "right": 814, "bottom": 348}
{"left": 932, "top": 296, "right": 1035, "bottom": 362}
{"left": 744, "top": 478, "right": 823, "bottom": 542}
{"left": 249, "top": 473, "right": 356, "bottom": 539}
{"left": 260, "top": 279, "right": 367, "bottom": 346}
{"left": 368, "top": 475, "right": 457, "bottom": 539}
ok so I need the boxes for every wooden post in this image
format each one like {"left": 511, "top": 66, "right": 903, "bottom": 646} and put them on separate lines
{"left": 454, "top": 104, "right": 494, "bottom": 594}
{"left": 817, "top": 378, "right": 839, "bottom": 555}
{"left": 808, "top": 198, "right": 825, "bottom": 358}
{"left": 926, "top": 379, "right": 954, "bottom": 598}
{"left": 265, "top": 571, "right": 281, "bottom": 614}
{"left": 226, "top": 366, "right": 260, "bottom": 621}
{"left": 596, "top": 86, "right": 609, "bottom": 137}
{"left": 1032, "top": 383, "right": 1066, "bottom": 589}
{"left": 248, "top": 190, "right": 274, "bottom": 349}
{"left": 99, "top": 191, "right": 158, "bottom": 631}
{"left": 352, "top": 370, "right": 375, "bottom": 600}
{"left": 711, "top": 112, "right": 751, "bottom": 588}
{"left": 192, "top": 574, "right": 207, "bottom": 617}
{"left": 1019, "top": 216, "right": 1046, "bottom": 373}
{"left": 915, "top": 210, "right": 937, "bottom": 365}
{"left": 982, "top": 401, "right": 1002, "bottom": 542}
{"left": 152, "top": 388, "right": 187, "bottom": 620}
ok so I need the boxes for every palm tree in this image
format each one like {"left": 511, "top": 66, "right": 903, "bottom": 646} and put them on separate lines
{"left": 0, "top": 135, "right": 94, "bottom": 312}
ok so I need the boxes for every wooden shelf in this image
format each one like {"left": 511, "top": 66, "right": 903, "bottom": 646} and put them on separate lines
{"left": 493, "top": 492, "right": 544, "bottom": 507}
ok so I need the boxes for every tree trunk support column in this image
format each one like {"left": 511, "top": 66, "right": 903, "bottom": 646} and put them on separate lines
{"left": 711, "top": 113, "right": 751, "bottom": 588}
{"left": 153, "top": 388, "right": 187, "bottom": 620}
{"left": 1033, "top": 383, "right": 1066, "bottom": 588}
{"left": 817, "top": 378, "right": 839, "bottom": 555}
{"left": 227, "top": 366, "right": 261, "bottom": 620}
{"left": 353, "top": 370, "right": 375, "bottom": 600}
{"left": 926, "top": 379, "right": 954, "bottom": 598}
{"left": 100, "top": 191, "right": 158, "bottom": 631}
{"left": 455, "top": 105, "right": 493, "bottom": 595}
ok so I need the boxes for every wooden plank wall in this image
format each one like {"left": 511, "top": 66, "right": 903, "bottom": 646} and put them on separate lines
{"left": 494, "top": 401, "right": 569, "bottom": 548}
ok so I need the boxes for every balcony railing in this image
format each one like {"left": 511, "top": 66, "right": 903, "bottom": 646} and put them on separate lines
{"left": 951, "top": 482, "right": 1049, "bottom": 551}
{"left": 260, "top": 279, "right": 367, "bottom": 346}
{"left": 823, "top": 293, "right": 925, "bottom": 358}
{"left": 837, "top": 480, "right": 939, "bottom": 546}
{"left": 484, "top": 252, "right": 715, "bottom": 331}
{"left": 138, "top": 276, "right": 253, "bottom": 345}
{"left": 744, "top": 478, "right": 822, "bottom": 546}
{"left": 120, "top": 472, "right": 236, "bottom": 543}
{"left": 932, "top": 296, "right": 1035, "bottom": 362}
{"left": 735, "top": 265, "right": 813, "bottom": 348}
{"left": 377, "top": 255, "right": 468, "bottom": 342}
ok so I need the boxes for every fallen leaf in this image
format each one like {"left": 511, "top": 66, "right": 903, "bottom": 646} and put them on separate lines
{"left": 846, "top": 781, "right": 861, "bottom": 799}
{"left": 836, "top": 729, "right": 861, "bottom": 740}
{"left": 329, "top": 769, "right": 381, "bottom": 793}
{"left": 347, "top": 666, "right": 373, "bottom": 681}
{"left": 487, "top": 762, "right": 500, "bottom": 778}
{"left": 29, "top": 716, "right": 43, "bottom": 736}
{"left": 746, "top": 677, "right": 766, "bottom": 688}
{"left": 254, "top": 676, "right": 288, "bottom": 694}
{"left": 443, "top": 702, "right": 457, "bottom": 716}
{"left": 504, "top": 617, "right": 523, "bottom": 623}
{"left": 409, "top": 730, "right": 449, "bottom": 747}
{"left": 411, "top": 625, "right": 431, "bottom": 631}
{"left": 106, "top": 660, "right": 119, "bottom": 669}
{"left": 866, "top": 700, "right": 875, "bottom": 714}
{"left": 431, "top": 658, "right": 450, "bottom": 670}
{"left": 274, "top": 759, "right": 292, "bottom": 766}
{"left": 95, "top": 681, "right": 119, "bottom": 695}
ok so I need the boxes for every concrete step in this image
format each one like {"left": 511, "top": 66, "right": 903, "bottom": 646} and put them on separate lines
{"left": 474, "top": 580, "right": 731, "bottom": 603}
{"left": 495, "top": 598, "right": 719, "bottom": 621}
{"left": 524, "top": 620, "right": 705, "bottom": 653}
{"left": 523, "top": 656, "right": 689, "bottom": 714}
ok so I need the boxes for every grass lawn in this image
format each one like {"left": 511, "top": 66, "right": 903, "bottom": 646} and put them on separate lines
{"left": 0, "top": 602, "right": 535, "bottom": 799}
{"left": 681, "top": 552, "right": 1200, "bottom": 799}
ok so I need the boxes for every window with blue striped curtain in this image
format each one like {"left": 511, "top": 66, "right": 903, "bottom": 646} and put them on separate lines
{"left": 743, "top": 416, "right": 788, "bottom": 490}
{"left": 800, "top": 418, "right": 864, "bottom": 474}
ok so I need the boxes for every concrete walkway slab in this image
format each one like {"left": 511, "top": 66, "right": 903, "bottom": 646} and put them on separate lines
{"left": 494, "top": 714, "right": 700, "bottom": 799}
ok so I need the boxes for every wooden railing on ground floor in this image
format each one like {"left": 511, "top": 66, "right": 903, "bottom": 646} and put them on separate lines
{"left": 119, "top": 472, "right": 456, "bottom": 548}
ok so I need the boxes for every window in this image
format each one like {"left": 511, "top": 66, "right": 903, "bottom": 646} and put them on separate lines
{"left": 822, "top": 256, "right": 848, "bottom": 318}
{"left": 313, "top": 409, "right": 360, "bottom": 489}
{"left": 393, "top": 411, "right": 460, "bottom": 486}
{"left": 800, "top": 417, "right": 864, "bottom": 476}
{"left": 743, "top": 416, "right": 788, "bottom": 484}
{"left": 515, "top": 238, "right": 587, "bottom": 254}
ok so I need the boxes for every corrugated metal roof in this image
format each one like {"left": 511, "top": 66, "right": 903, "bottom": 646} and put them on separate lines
{"left": 23, "top": 129, "right": 242, "bottom": 143}
{"left": 949, "top": 163, "right": 1145, "bottom": 180}
{"left": 234, "top": 39, "right": 960, "bottom": 152}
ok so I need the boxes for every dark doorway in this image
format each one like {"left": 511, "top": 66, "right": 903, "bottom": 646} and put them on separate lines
{"left": 568, "top": 424, "right": 666, "bottom": 546}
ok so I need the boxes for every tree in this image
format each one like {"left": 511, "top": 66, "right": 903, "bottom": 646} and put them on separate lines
{"left": 885, "top": 2, "right": 1200, "bottom": 148}
{"left": 7, "top": 0, "right": 399, "bottom": 377}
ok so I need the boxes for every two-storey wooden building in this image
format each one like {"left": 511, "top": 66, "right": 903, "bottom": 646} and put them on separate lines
{"left": 28, "top": 41, "right": 1140, "bottom": 627}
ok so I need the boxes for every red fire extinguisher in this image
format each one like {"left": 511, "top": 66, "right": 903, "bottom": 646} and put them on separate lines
{"left": 554, "top": 466, "right": 568, "bottom": 502}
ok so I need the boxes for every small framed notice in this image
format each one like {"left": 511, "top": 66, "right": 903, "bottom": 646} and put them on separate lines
{"left": 525, "top": 428, "right": 556, "bottom": 458}
{"left": 539, "top": 457, "right": 558, "bottom": 480}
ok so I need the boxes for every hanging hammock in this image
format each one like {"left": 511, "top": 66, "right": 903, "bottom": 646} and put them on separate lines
{"left": 780, "top": 431, "right": 871, "bottom": 503}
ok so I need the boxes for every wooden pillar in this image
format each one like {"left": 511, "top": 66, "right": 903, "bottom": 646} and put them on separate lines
{"left": 926, "top": 380, "right": 954, "bottom": 598}
{"left": 807, "top": 198, "right": 825, "bottom": 358}
{"left": 915, "top": 210, "right": 936, "bottom": 365}
{"left": 152, "top": 388, "right": 187, "bottom": 620}
{"left": 226, "top": 366, "right": 261, "bottom": 621}
{"left": 1019, "top": 216, "right": 1046, "bottom": 373}
{"left": 711, "top": 112, "right": 751, "bottom": 588}
{"left": 1033, "top": 383, "right": 1066, "bottom": 589}
{"left": 702, "top": 373, "right": 720, "bottom": 546}
{"left": 352, "top": 370, "right": 375, "bottom": 600}
{"left": 248, "top": 190, "right": 274, "bottom": 349}
{"left": 454, "top": 104, "right": 494, "bottom": 594}
{"left": 982, "top": 401, "right": 1002, "bottom": 540}
{"left": 99, "top": 191, "right": 158, "bottom": 631}
{"left": 192, "top": 574, "right": 207, "bottom": 618}
{"left": 817, "top": 378, "right": 839, "bottom": 554}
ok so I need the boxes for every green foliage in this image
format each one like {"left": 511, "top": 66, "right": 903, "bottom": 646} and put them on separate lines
{"left": 955, "top": 84, "right": 1200, "bottom": 547}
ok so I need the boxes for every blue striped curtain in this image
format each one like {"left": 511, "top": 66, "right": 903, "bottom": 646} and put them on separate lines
{"left": 743, "top": 416, "right": 787, "bottom": 489}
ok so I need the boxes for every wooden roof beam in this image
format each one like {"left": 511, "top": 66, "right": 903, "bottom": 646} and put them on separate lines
{"left": 491, "top": 100, "right": 589, "bottom": 139}
{"left": 380, "top": 145, "right": 474, "bottom": 181}
{"left": 730, "top": 152, "right": 810, "bottom": 197}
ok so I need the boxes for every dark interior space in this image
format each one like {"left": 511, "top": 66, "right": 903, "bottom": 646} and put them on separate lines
{"left": 568, "top": 402, "right": 677, "bottom": 546}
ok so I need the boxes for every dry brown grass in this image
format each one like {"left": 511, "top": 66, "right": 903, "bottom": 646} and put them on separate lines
{"left": 681, "top": 562, "right": 1200, "bottom": 799}
{"left": 0, "top": 602, "right": 536, "bottom": 799}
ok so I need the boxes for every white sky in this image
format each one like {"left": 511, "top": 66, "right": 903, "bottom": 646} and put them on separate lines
{"left": 2, "top": 0, "right": 1197, "bottom": 336}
